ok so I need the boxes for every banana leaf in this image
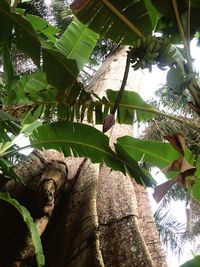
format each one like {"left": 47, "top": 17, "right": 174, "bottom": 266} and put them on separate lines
{"left": 116, "top": 136, "right": 179, "bottom": 169}
{"left": 29, "top": 121, "right": 155, "bottom": 187}
{"left": 56, "top": 18, "right": 99, "bottom": 71}
{"left": 71, "top": 0, "right": 159, "bottom": 44}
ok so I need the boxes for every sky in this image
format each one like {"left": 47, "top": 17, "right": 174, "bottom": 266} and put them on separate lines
{"left": 140, "top": 38, "right": 200, "bottom": 101}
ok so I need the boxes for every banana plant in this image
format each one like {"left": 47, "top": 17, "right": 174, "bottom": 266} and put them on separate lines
{"left": 71, "top": 0, "right": 200, "bottom": 115}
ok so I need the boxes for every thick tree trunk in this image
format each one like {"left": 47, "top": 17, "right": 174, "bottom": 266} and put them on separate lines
{"left": 0, "top": 47, "right": 167, "bottom": 267}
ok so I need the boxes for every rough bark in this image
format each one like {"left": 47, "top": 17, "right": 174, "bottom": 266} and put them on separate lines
{"left": 88, "top": 46, "right": 167, "bottom": 267}
{"left": 97, "top": 166, "right": 155, "bottom": 267}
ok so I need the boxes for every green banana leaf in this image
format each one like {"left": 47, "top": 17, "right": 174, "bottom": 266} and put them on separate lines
{"left": 0, "top": 0, "right": 41, "bottom": 66}
{"left": 56, "top": 18, "right": 99, "bottom": 71}
{"left": 191, "top": 156, "right": 200, "bottom": 202}
{"left": 71, "top": 0, "right": 159, "bottom": 44}
{"left": 0, "top": 158, "right": 19, "bottom": 180}
{"left": 29, "top": 122, "right": 155, "bottom": 187}
{"left": 26, "top": 14, "right": 59, "bottom": 44}
{"left": 78, "top": 89, "right": 156, "bottom": 124}
{"left": 106, "top": 89, "right": 155, "bottom": 123}
{"left": 0, "top": 0, "right": 13, "bottom": 46}
{"left": 0, "top": 1, "right": 98, "bottom": 97}
{"left": 12, "top": 71, "right": 52, "bottom": 104}
{"left": 0, "top": 110, "right": 20, "bottom": 136}
{"left": 0, "top": 193, "right": 44, "bottom": 267}
{"left": 116, "top": 136, "right": 179, "bottom": 169}
{"left": 42, "top": 48, "right": 81, "bottom": 93}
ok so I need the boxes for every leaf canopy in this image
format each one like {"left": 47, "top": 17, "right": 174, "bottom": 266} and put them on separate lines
{"left": 71, "top": 0, "right": 156, "bottom": 44}
{"left": 0, "top": 0, "right": 41, "bottom": 65}
{"left": 152, "top": 0, "right": 200, "bottom": 35}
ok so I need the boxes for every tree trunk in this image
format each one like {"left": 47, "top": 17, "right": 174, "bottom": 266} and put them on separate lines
{"left": 0, "top": 47, "right": 167, "bottom": 267}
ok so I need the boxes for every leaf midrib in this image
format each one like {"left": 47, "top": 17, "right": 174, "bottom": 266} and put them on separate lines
{"left": 63, "top": 22, "right": 88, "bottom": 60}
{"left": 7, "top": 139, "right": 146, "bottom": 178}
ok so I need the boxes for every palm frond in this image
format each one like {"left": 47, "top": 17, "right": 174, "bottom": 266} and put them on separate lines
{"left": 143, "top": 118, "right": 200, "bottom": 155}
{"left": 154, "top": 206, "right": 187, "bottom": 257}
{"left": 159, "top": 184, "right": 189, "bottom": 209}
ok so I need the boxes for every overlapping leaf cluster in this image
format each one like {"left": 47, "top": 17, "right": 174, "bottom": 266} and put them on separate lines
{"left": 1, "top": 1, "right": 200, "bottom": 265}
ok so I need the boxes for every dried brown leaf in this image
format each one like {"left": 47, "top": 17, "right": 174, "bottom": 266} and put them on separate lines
{"left": 180, "top": 158, "right": 196, "bottom": 178}
{"left": 153, "top": 177, "right": 178, "bottom": 203}
{"left": 164, "top": 133, "right": 186, "bottom": 155}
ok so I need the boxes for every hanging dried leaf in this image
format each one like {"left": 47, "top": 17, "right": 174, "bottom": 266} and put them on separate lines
{"left": 164, "top": 133, "right": 186, "bottom": 155}
{"left": 162, "top": 157, "right": 182, "bottom": 174}
{"left": 185, "top": 176, "right": 195, "bottom": 186}
{"left": 162, "top": 157, "right": 196, "bottom": 179}
{"left": 153, "top": 177, "right": 178, "bottom": 203}
{"left": 180, "top": 158, "right": 196, "bottom": 178}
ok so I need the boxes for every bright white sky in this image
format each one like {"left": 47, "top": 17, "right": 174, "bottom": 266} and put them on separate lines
{"left": 44, "top": 0, "right": 51, "bottom": 4}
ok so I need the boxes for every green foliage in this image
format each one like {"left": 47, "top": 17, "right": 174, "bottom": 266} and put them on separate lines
{"left": 106, "top": 89, "right": 155, "bottom": 123}
{"left": 71, "top": 0, "right": 155, "bottom": 44}
{"left": 0, "top": 0, "right": 41, "bottom": 65}
{"left": 152, "top": 0, "right": 200, "bottom": 37}
{"left": 12, "top": 71, "right": 50, "bottom": 104}
{"left": 0, "top": 158, "right": 19, "bottom": 180}
{"left": 26, "top": 14, "right": 59, "bottom": 43}
{"left": 0, "top": 110, "right": 20, "bottom": 136}
{"left": 116, "top": 136, "right": 179, "bottom": 169}
{"left": 191, "top": 156, "right": 200, "bottom": 203}
{"left": 42, "top": 48, "right": 80, "bottom": 91}
{"left": 0, "top": 192, "right": 45, "bottom": 267}
{"left": 0, "top": 0, "right": 98, "bottom": 103}
{"left": 56, "top": 18, "right": 99, "bottom": 71}
{"left": 0, "top": 0, "right": 13, "bottom": 46}
{"left": 29, "top": 121, "right": 155, "bottom": 186}
{"left": 1, "top": 1, "right": 200, "bottom": 264}
{"left": 57, "top": 89, "right": 156, "bottom": 125}
{"left": 180, "top": 256, "right": 200, "bottom": 267}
